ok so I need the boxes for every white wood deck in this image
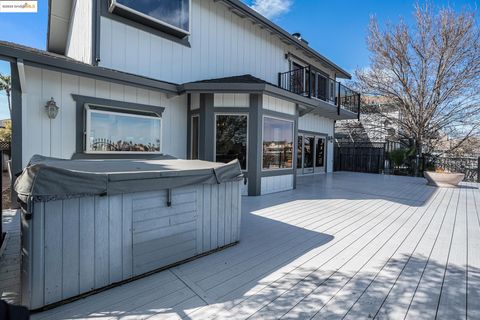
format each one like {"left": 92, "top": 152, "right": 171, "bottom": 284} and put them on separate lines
{"left": 2, "top": 172, "right": 479, "bottom": 319}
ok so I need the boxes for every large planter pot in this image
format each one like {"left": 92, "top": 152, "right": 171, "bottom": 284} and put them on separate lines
{"left": 423, "top": 171, "right": 465, "bottom": 187}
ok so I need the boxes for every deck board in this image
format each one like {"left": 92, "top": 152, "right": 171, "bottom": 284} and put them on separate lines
{"left": 0, "top": 172, "right": 473, "bottom": 320}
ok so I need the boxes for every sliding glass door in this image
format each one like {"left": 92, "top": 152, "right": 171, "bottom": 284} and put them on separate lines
{"left": 303, "top": 136, "right": 315, "bottom": 174}
{"left": 315, "top": 137, "right": 326, "bottom": 171}
{"left": 297, "top": 133, "right": 327, "bottom": 175}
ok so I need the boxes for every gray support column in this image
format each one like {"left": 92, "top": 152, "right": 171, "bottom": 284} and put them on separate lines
{"left": 10, "top": 61, "right": 22, "bottom": 207}
{"left": 186, "top": 94, "right": 191, "bottom": 159}
{"left": 199, "top": 93, "right": 214, "bottom": 162}
{"left": 248, "top": 94, "right": 263, "bottom": 196}
{"left": 293, "top": 105, "right": 299, "bottom": 189}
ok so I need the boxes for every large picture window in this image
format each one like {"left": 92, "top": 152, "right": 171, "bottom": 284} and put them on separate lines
{"left": 86, "top": 106, "right": 161, "bottom": 153}
{"left": 263, "top": 117, "right": 294, "bottom": 170}
{"left": 110, "top": 0, "right": 190, "bottom": 36}
{"left": 215, "top": 114, "right": 248, "bottom": 170}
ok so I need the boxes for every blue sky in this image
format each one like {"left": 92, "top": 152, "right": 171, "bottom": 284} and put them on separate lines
{"left": 0, "top": 0, "right": 477, "bottom": 119}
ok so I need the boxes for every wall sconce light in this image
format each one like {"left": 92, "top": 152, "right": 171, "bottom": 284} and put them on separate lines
{"left": 327, "top": 135, "right": 334, "bottom": 142}
{"left": 45, "top": 97, "right": 59, "bottom": 119}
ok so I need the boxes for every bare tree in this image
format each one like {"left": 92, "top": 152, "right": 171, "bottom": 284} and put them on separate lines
{"left": 356, "top": 3, "right": 480, "bottom": 165}
{"left": 0, "top": 73, "right": 11, "bottom": 117}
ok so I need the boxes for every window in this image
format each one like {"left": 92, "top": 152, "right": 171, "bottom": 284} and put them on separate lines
{"left": 215, "top": 114, "right": 248, "bottom": 170}
{"left": 191, "top": 115, "right": 199, "bottom": 160}
{"left": 86, "top": 106, "right": 161, "bottom": 153}
{"left": 262, "top": 117, "right": 294, "bottom": 170}
{"left": 110, "top": 0, "right": 190, "bottom": 36}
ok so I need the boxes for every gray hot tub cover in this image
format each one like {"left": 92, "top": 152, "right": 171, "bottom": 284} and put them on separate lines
{"left": 15, "top": 155, "right": 243, "bottom": 202}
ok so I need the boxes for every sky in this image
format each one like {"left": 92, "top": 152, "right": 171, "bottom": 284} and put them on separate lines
{"left": 0, "top": 0, "right": 478, "bottom": 120}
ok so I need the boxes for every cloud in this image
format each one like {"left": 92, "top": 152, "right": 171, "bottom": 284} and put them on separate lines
{"left": 250, "top": 0, "right": 292, "bottom": 19}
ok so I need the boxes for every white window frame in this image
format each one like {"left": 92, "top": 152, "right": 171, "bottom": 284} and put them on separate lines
{"left": 109, "top": 0, "right": 191, "bottom": 36}
{"left": 214, "top": 113, "right": 249, "bottom": 171}
{"left": 85, "top": 104, "right": 162, "bottom": 154}
{"left": 261, "top": 115, "right": 295, "bottom": 171}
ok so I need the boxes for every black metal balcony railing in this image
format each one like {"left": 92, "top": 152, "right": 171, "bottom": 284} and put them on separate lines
{"left": 278, "top": 67, "right": 361, "bottom": 118}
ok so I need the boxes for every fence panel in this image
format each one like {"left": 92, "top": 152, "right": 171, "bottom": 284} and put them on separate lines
{"left": 334, "top": 143, "right": 385, "bottom": 174}
{"left": 432, "top": 156, "right": 479, "bottom": 183}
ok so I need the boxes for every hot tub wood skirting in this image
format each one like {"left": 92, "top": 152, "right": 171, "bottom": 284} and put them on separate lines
{"left": 21, "top": 181, "right": 242, "bottom": 310}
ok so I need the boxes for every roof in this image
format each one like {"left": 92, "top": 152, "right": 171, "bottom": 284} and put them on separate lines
{"left": 0, "top": 41, "right": 179, "bottom": 94}
{"left": 188, "top": 74, "right": 268, "bottom": 85}
{"left": 47, "top": 0, "right": 352, "bottom": 79}
{"left": 0, "top": 41, "right": 357, "bottom": 120}
{"left": 47, "top": 0, "right": 73, "bottom": 55}
{"left": 180, "top": 75, "right": 358, "bottom": 120}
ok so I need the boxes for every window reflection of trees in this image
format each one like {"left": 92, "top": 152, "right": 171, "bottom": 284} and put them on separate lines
{"left": 215, "top": 115, "right": 248, "bottom": 169}
{"left": 91, "top": 138, "right": 160, "bottom": 152}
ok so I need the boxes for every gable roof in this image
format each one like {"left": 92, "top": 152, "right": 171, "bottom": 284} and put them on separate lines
{"left": 48, "top": 0, "right": 351, "bottom": 79}
{"left": 0, "top": 41, "right": 178, "bottom": 94}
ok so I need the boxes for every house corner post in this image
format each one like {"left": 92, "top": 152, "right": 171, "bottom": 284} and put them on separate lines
{"left": 199, "top": 93, "right": 214, "bottom": 162}
{"left": 248, "top": 94, "right": 263, "bottom": 196}
{"left": 10, "top": 61, "right": 22, "bottom": 209}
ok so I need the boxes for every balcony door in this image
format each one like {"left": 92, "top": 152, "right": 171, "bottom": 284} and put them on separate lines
{"left": 316, "top": 74, "right": 327, "bottom": 101}
{"left": 291, "top": 62, "right": 305, "bottom": 94}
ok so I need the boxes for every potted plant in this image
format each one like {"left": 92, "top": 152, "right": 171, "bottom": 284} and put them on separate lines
{"left": 423, "top": 166, "right": 465, "bottom": 187}
{"left": 388, "top": 148, "right": 408, "bottom": 175}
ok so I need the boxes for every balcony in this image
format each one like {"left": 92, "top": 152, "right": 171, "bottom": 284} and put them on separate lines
{"left": 278, "top": 66, "right": 361, "bottom": 117}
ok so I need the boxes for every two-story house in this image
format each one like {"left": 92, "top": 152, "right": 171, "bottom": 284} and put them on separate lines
{"left": 3, "top": 0, "right": 360, "bottom": 196}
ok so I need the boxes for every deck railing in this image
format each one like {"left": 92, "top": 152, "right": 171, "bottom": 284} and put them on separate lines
{"left": 278, "top": 67, "right": 361, "bottom": 118}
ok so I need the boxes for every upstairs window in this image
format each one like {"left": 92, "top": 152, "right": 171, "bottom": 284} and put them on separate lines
{"left": 85, "top": 105, "right": 162, "bottom": 153}
{"left": 109, "top": 0, "right": 190, "bottom": 37}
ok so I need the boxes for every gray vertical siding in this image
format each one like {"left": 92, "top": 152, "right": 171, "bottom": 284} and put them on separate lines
{"left": 22, "top": 181, "right": 242, "bottom": 310}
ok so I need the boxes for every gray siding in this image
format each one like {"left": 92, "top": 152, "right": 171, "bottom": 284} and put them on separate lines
{"left": 21, "top": 182, "right": 242, "bottom": 310}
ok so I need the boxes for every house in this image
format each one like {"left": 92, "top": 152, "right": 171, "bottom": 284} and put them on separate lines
{"left": 335, "top": 96, "right": 400, "bottom": 146}
{"left": 3, "top": 0, "right": 360, "bottom": 197}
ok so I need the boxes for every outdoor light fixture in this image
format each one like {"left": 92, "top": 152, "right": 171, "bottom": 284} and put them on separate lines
{"left": 327, "top": 135, "right": 334, "bottom": 142}
{"left": 45, "top": 97, "right": 59, "bottom": 119}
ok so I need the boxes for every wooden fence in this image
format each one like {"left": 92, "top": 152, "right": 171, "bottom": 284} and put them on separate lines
{"left": 334, "top": 142, "right": 386, "bottom": 174}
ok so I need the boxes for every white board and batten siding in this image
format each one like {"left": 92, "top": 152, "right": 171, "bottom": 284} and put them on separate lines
{"left": 214, "top": 93, "right": 249, "bottom": 108}
{"left": 262, "top": 94, "right": 296, "bottom": 115}
{"left": 299, "top": 113, "right": 335, "bottom": 173}
{"left": 261, "top": 174, "right": 294, "bottom": 195}
{"left": 22, "top": 181, "right": 242, "bottom": 310}
{"left": 99, "top": 0, "right": 291, "bottom": 85}
{"left": 21, "top": 65, "right": 187, "bottom": 167}
{"left": 65, "top": 0, "right": 93, "bottom": 64}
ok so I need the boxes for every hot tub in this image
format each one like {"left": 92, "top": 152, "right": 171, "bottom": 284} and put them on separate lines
{"left": 15, "top": 155, "right": 243, "bottom": 310}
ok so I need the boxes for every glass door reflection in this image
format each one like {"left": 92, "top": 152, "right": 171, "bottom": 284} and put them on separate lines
{"left": 303, "top": 136, "right": 314, "bottom": 174}
{"left": 315, "top": 137, "right": 326, "bottom": 171}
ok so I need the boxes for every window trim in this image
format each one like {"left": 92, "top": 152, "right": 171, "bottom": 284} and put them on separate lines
{"left": 109, "top": 0, "right": 191, "bottom": 37}
{"left": 261, "top": 115, "right": 295, "bottom": 172}
{"left": 214, "top": 113, "right": 249, "bottom": 171}
{"left": 190, "top": 114, "right": 200, "bottom": 160}
{"left": 85, "top": 104, "right": 163, "bottom": 154}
